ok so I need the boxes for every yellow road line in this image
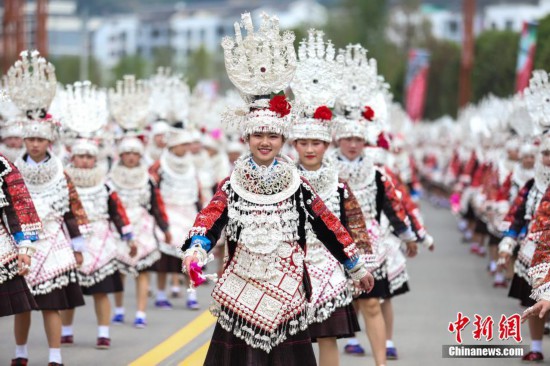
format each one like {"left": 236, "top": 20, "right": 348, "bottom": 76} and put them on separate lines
{"left": 178, "top": 341, "right": 210, "bottom": 366}
{"left": 129, "top": 310, "right": 216, "bottom": 366}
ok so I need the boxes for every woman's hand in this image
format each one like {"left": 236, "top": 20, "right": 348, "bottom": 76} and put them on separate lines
{"left": 17, "top": 254, "right": 31, "bottom": 276}
{"left": 522, "top": 300, "right": 550, "bottom": 323}
{"left": 74, "top": 251, "right": 83, "bottom": 266}
{"left": 358, "top": 272, "right": 375, "bottom": 293}
{"left": 183, "top": 254, "right": 199, "bottom": 274}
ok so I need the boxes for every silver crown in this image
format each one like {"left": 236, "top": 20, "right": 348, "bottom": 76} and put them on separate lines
{"left": 57, "top": 81, "right": 108, "bottom": 137}
{"left": 335, "top": 44, "right": 379, "bottom": 112}
{"left": 5, "top": 50, "right": 57, "bottom": 120}
{"left": 525, "top": 70, "right": 550, "bottom": 128}
{"left": 149, "top": 67, "right": 190, "bottom": 123}
{"left": 108, "top": 75, "right": 150, "bottom": 131}
{"left": 221, "top": 12, "right": 296, "bottom": 97}
{"left": 292, "top": 29, "right": 339, "bottom": 108}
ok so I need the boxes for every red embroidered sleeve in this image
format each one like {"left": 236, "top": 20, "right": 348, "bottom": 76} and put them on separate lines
{"left": 149, "top": 180, "right": 169, "bottom": 232}
{"left": 462, "top": 152, "right": 477, "bottom": 178}
{"left": 2, "top": 157, "right": 42, "bottom": 240}
{"left": 384, "top": 167, "right": 422, "bottom": 237}
{"left": 148, "top": 160, "right": 161, "bottom": 183}
{"left": 182, "top": 178, "right": 229, "bottom": 251}
{"left": 107, "top": 186, "right": 132, "bottom": 236}
{"left": 341, "top": 181, "right": 372, "bottom": 254}
{"left": 381, "top": 172, "right": 409, "bottom": 226}
{"left": 471, "top": 164, "right": 486, "bottom": 188}
{"left": 304, "top": 178, "right": 358, "bottom": 262}
{"left": 496, "top": 173, "right": 512, "bottom": 201}
{"left": 63, "top": 172, "right": 90, "bottom": 238}
{"left": 527, "top": 186, "right": 550, "bottom": 299}
{"left": 501, "top": 179, "right": 533, "bottom": 235}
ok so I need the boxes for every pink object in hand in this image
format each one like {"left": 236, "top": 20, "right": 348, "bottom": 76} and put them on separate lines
{"left": 450, "top": 193, "right": 461, "bottom": 214}
{"left": 189, "top": 262, "right": 206, "bottom": 287}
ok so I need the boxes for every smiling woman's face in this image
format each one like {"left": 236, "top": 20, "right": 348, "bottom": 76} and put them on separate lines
{"left": 247, "top": 132, "right": 284, "bottom": 166}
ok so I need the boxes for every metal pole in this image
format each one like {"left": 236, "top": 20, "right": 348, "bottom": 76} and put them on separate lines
{"left": 458, "top": 0, "right": 475, "bottom": 108}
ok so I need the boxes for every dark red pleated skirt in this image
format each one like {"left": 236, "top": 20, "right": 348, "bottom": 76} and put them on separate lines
{"left": 34, "top": 281, "right": 85, "bottom": 310}
{"left": 508, "top": 274, "right": 536, "bottom": 308}
{"left": 0, "top": 275, "right": 38, "bottom": 317}
{"left": 204, "top": 323, "right": 317, "bottom": 366}
{"left": 153, "top": 253, "right": 182, "bottom": 273}
{"left": 82, "top": 271, "right": 123, "bottom": 295}
{"left": 309, "top": 303, "right": 360, "bottom": 342}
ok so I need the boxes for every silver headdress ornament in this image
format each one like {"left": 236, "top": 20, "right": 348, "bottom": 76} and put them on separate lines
{"left": 335, "top": 44, "right": 379, "bottom": 111}
{"left": 221, "top": 12, "right": 297, "bottom": 138}
{"left": 292, "top": 29, "right": 339, "bottom": 108}
{"left": 525, "top": 70, "right": 550, "bottom": 128}
{"left": 108, "top": 75, "right": 150, "bottom": 132}
{"left": 508, "top": 93, "right": 540, "bottom": 138}
{"left": 290, "top": 29, "right": 339, "bottom": 142}
{"left": 58, "top": 81, "right": 108, "bottom": 137}
{"left": 5, "top": 50, "right": 59, "bottom": 140}
{"left": 55, "top": 81, "right": 108, "bottom": 157}
{"left": 148, "top": 67, "right": 190, "bottom": 124}
{"left": 333, "top": 44, "right": 380, "bottom": 141}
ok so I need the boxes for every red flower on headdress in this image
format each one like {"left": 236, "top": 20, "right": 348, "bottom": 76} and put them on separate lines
{"left": 269, "top": 95, "right": 291, "bottom": 117}
{"left": 377, "top": 132, "right": 390, "bottom": 150}
{"left": 313, "top": 106, "right": 333, "bottom": 121}
{"left": 363, "top": 106, "right": 375, "bottom": 121}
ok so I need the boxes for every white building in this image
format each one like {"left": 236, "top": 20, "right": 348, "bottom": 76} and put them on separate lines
{"left": 170, "top": 8, "right": 234, "bottom": 65}
{"left": 92, "top": 15, "right": 139, "bottom": 68}
{"left": 388, "top": 0, "right": 550, "bottom": 45}
{"left": 483, "top": 0, "right": 550, "bottom": 31}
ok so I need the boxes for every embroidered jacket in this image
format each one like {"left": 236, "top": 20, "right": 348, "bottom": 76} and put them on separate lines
{"left": 0, "top": 154, "right": 42, "bottom": 283}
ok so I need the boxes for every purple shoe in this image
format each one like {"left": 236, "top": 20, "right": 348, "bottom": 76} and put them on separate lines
{"left": 387, "top": 346, "right": 398, "bottom": 360}
{"left": 344, "top": 344, "right": 365, "bottom": 356}
{"left": 186, "top": 299, "right": 200, "bottom": 310}
{"left": 134, "top": 317, "right": 147, "bottom": 328}
{"left": 112, "top": 313, "right": 124, "bottom": 325}
{"left": 155, "top": 300, "right": 173, "bottom": 309}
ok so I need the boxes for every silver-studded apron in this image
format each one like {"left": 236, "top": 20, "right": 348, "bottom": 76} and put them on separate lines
{"left": 211, "top": 166, "right": 309, "bottom": 353}
{"left": 301, "top": 168, "right": 351, "bottom": 323}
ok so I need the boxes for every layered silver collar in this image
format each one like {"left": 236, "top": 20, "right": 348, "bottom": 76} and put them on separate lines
{"left": 110, "top": 162, "right": 149, "bottom": 190}
{"left": 333, "top": 151, "right": 375, "bottom": 188}
{"left": 66, "top": 165, "right": 105, "bottom": 188}
{"left": 16, "top": 154, "right": 63, "bottom": 186}
{"left": 230, "top": 154, "right": 301, "bottom": 204}
{"left": 161, "top": 150, "right": 193, "bottom": 175}
{"left": 0, "top": 145, "right": 25, "bottom": 163}
{"left": 512, "top": 165, "right": 534, "bottom": 188}
{"left": 298, "top": 160, "right": 339, "bottom": 201}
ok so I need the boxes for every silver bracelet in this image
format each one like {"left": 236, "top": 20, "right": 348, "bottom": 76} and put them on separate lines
{"left": 18, "top": 246, "right": 36, "bottom": 257}
{"left": 183, "top": 245, "right": 208, "bottom": 264}
{"left": 348, "top": 263, "right": 369, "bottom": 282}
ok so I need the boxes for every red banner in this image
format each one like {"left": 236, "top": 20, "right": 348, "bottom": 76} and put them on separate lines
{"left": 516, "top": 21, "right": 538, "bottom": 93}
{"left": 405, "top": 49, "right": 430, "bottom": 122}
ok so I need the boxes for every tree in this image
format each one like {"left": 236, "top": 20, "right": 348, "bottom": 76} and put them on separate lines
{"left": 111, "top": 54, "right": 148, "bottom": 84}
{"left": 534, "top": 14, "right": 550, "bottom": 71}
{"left": 50, "top": 55, "right": 102, "bottom": 85}
{"left": 152, "top": 46, "right": 175, "bottom": 70}
{"left": 472, "top": 30, "right": 519, "bottom": 102}
{"left": 423, "top": 39, "right": 461, "bottom": 119}
{"left": 182, "top": 46, "right": 227, "bottom": 89}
